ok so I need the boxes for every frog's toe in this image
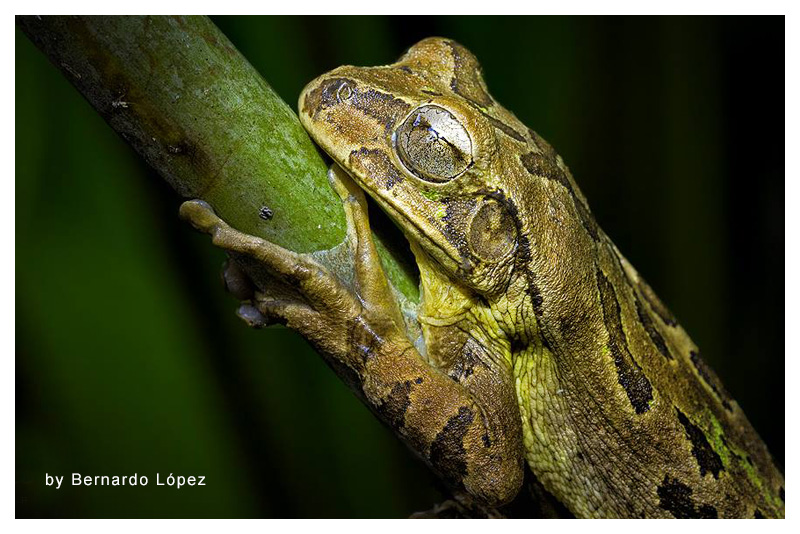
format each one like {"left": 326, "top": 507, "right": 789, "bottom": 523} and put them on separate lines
{"left": 179, "top": 199, "right": 222, "bottom": 234}
{"left": 327, "top": 165, "right": 372, "bottom": 250}
{"left": 237, "top": 298, "right": 319, "bottom": 331}
{"left": 180, "top": 199, "right": 331, "bottom": 292}
{"left": 236, "top": 304, "right": 269, "bottom": 328}
{"left": 181, "top": 196, "right": 364, "bottom": 332}
{"left": 222, "top": 258, "right": 255, "bottom": 300}
{"left": 327, "top": 163, "right": 366, "bottom": 207}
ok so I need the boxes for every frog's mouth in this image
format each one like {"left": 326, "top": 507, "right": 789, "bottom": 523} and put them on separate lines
{"left": 334, "top": 163, "right": 470, "bottom": 278}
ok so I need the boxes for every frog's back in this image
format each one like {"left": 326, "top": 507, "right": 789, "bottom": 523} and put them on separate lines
{"left": 507, "top": 151, "right": 786, "bottom": 516}
{"left": 515, "top": 243, "right": 784, "bottom": 516}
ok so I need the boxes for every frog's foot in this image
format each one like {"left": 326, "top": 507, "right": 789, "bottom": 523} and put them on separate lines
{"left": 179, "top": 165, "right": 404, "bottom": 359}
{"left": 180, "top": 199, "right": 353, "bottom": 330}
{"left": 221, "top": 258, "right": 255, "bottom": 301}
{"left": 219, "top": 259, "right": 275, "bottom": 328}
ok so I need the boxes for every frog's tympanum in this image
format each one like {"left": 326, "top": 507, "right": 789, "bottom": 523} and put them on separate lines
{"left": 180, "top": 38, "right": 784, "bottom": 518}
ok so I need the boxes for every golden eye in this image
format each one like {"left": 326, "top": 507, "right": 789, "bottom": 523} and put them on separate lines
{"left": 393, "top": 105, "right": 472, "bottom": 183}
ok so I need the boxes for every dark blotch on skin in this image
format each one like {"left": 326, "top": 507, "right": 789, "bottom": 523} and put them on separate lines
{"left": 689, "top": 350, "right": 734, "bottom": 412}
{"left": 377, "top": 380, "right": 414, "bottom": 430}
{"left": 528, "top": 128, "right": 555, "bottom": 156}
{"left": 448, "top": 345, "right": 490, "bottom": 383}
{"left": 481, "top": 189, "right": 543, "bottom": 313}
{"left": 698, "top": 505, "right": 718, "bottom": 518}
{"left": 519, "top": 151, "right": 599, "bottom": 241}
{"left": 165, "top": 140, "right": 195, "bottom": 160}
{"left": 597, "top": 269, "right": 653, "bottom": 414}
{"left": 483, "top": 113, "right": 526, "bottom": 142}
{"left": 635, "top": 296, "right": 673, "bottom": 360}
{"left": 446, "top": 41, "right": 494, "bottom": 108}
{"left": 301, "top": 77, "right": 353, "bottom": 116}
{"left": 302, "top": 77, "right": 410, "bottom": 134}
{"left": 657, "top": 476, "right": 718, "bottom": 519}
{"left": 557, "top": 306, "right": 592, "bottom": 343}
{"left": 676, "top": 408, "right": 724, "bottom": 478}
{"left": 638, "top": 278, "right": 678, "bottom": 327}
{"left": 524, "top": 129, "right": 601, "bottom": 238}
{"left": 349, "top": 147, "right": 404, "bottom": 190}
{"left": 519, "top": 151, "right": 570, "bottom": 190}
{"left": 351, "top": 87, "right": 411, "bottom": 133}
{"left": 574, "top": 201, "right": 600, "bottom": 241}
{"left": 540, "top": 334, "right": 555, "bottom": 353}
{"left": 526, "top": 283, "right": 544, "bottom": 318}
{"left": 430, "top": 406, "right": 475, "bottom": 482}
{"left": 438, "top": 196, "right": 465, "bottom": 252}
{"left": 456, "top": 97, "right": 525, "bottom": 141}
{"left": 449, "top": 360, "right": 474, "bottom": 381}
{"left": 754, "top": 509, "right": 766, "bottom": 518}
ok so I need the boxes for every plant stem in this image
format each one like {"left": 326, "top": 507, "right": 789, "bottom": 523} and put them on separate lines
{"left": 17, "top": 15, "right": 418, "bottom": 302}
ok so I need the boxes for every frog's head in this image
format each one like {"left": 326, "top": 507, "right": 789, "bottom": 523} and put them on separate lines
{"left": 299, "top": 37, "right": 549, "bottom": 296}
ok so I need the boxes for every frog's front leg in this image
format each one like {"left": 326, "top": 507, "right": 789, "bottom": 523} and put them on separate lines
{"left": 179, "top": 165, "right": 524, "bottom": 506}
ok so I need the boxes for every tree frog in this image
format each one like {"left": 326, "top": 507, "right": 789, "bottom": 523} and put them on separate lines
{"left": 180, "top": 38, "right": 784, "bottom": 518}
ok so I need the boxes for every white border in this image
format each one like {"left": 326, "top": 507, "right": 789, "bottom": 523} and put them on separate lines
{"left": 7, "top": 3, "right": 794, "bottom": 530}
{"left": 1, "top": 1, "right": 796, "bottom": 15}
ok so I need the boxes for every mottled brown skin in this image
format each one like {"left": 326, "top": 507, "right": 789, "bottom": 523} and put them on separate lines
{"left": 181, "top": 38, "right": 784, "bottom": 518}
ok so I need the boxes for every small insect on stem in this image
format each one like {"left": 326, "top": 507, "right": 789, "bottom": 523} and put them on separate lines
{"left": 259, "top": 206, "right": 274, "bottom": 220}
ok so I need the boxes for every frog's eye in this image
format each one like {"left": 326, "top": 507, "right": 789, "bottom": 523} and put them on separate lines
{"left": 393, "top": 105, "right": 472, "bottom": 183}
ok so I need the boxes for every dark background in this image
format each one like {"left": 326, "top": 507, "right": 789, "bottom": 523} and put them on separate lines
{"left": 16, "top": 16, "right": 784, "bottom": 518}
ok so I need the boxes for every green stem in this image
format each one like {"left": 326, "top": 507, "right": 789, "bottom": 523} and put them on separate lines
{"left": 17, "top": 15, "right": 418, "bottom": 302}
